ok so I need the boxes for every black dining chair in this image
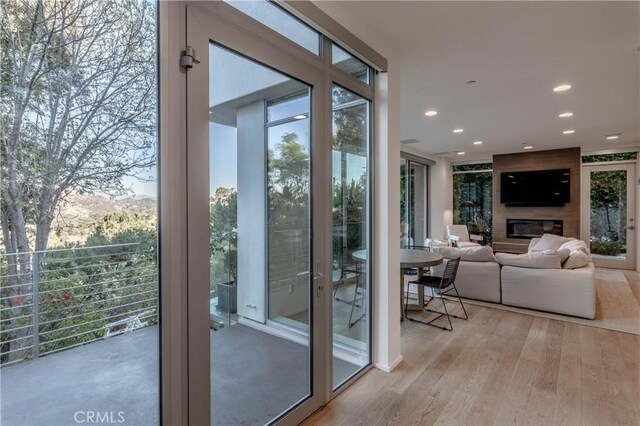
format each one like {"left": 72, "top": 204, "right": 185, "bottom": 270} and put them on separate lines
{"left": 333, "top": 254, "right": 367, "bottom": 328}
{"left": 404, "top": 257, "right": 468, "bottom": 331}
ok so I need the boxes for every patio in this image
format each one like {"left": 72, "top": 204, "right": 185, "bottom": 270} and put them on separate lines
{"left": 0, "top": 324, "right": 358, "bottom": 426}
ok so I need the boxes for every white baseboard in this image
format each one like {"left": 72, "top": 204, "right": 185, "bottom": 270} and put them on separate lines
{"left": 374, "top": 354, "right": 403, "bottom": 372}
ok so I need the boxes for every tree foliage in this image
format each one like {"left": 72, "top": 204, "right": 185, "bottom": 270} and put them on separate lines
{"left": 0, "top": 0, "right": 157, "bottom": 362}
{"left": 332, "top": 86, "right": 368, "bottom": 266}
{"left": 452, "top": 171, "right": 493, "bottom": 243}
{"left": 0, "top": 212, "right": 157, "bottom": 364}
{"left": 590, "top": 170, "right": 627, "bottom": 254}
{"left": 1, "top": 0, "right": 156, "bottom": 254}
{"left": 210, "top": 189, "right": 237, "bottom": 287}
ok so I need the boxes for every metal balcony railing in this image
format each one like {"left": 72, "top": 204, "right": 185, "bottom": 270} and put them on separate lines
{"left": 0, "top": 243, "right": 158, "bottom": 366}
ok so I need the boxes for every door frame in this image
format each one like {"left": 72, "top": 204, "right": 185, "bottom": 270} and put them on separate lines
{"left": 581, "top": 161, "right": 637, "bottom": 270}
{"left": 184, "top": 1, "right": 329, "bottom": 424}
{"left": 160, "top": 1, "right": 379, "bottom": 424}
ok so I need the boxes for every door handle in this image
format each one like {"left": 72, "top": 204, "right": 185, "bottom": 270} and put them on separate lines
{"left": 314, "top": 271, "right": 324, "bottom": 297}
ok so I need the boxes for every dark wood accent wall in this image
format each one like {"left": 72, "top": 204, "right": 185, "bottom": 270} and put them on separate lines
{"left": 492, "top": 148, "right": 581, "bottom": 253}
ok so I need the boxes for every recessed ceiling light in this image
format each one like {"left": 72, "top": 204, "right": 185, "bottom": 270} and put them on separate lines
{"left": 425, "top": 110, "right": 438, "bottom": 116}
{"left": 523, "top": 145, "right": 534, "bottom": 150}
{"left": 293, "top": 114, "right": 307, "bottom": 120}
{"left": 453, "top": 128, "right": 464, "bottom": 133}
{"left": 559, "top": 112, "right": 573, "bottom": 118}
{"left": 606, "top": 133, "right": 622, "bottom": 140}
{"left": 473, "top": 141, "right": 483, "bottom": 145}
{"left": 563, "top": 130, "right": 575, "bottom": 134}
{"left": 553, "top": 84, "right": 572, "bottom": 92}
{"left": 457, "top": 151, "right": 465, "bottom": 155}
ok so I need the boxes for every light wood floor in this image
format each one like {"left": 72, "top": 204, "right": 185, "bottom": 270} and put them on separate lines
{"left": 622, "top": 269, "right": 640, "bottom": 304}
{"left": 304, "top": 302, "right": 640, "bottom": 426}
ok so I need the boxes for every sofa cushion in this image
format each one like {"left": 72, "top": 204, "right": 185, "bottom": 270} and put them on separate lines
{"left": 496, "top": 251, "right": 562, "bottom": 269}
{"left": 558, "top": 239, "right": 590, "bottom": 255}
{"left": 563, "top": 251, "right": 590, "bottom": 269}
{"left": 435, "top": 246, "right": 497, "bottom": 262}
{"left": 530, "top": 234, "right": 575, "bottom": 251}
{"left": 501, "top": 263, "right": 596, "bottom": 319}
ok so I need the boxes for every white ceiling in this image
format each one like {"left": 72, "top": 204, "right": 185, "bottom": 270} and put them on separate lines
{"left": 333, "top": 1, "right": 640, "bottom": 161}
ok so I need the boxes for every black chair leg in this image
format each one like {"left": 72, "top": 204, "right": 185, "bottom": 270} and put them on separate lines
{"left": 349, "top": 283, "right": 365, "bottom": 328}
{"left": 405, "top": 289, "right": 453, "bottom": 331}
{"left": 333, "top": 268, "right": 344, "bottom": 300}
{"left": 440, "top": 293, "right": 453, "bottom": 331}
{"left": 451, "top": 283, "right": 469, "bottom": 320}
{"left": 436, "top": 285, "right": 468, "bottom": 320}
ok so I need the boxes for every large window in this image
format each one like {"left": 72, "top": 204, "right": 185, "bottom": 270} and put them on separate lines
{"left": 452, "top": 163, "right": 493, "bottom": 245}
{"left": 1, "top": 1, "right": 159, "bottom": 425}
{"left": 225, "top": 0, "right": 320, "bottom": 54}
{"left": 332, "top": 43, "right": 371, "bottom": 84}
{"left": 400, "top": 157, "right": 430, "bottom": 247}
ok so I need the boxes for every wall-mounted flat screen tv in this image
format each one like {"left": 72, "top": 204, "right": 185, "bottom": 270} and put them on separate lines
{"left": 500, "top": 169, "right": 570, "bottom": 206}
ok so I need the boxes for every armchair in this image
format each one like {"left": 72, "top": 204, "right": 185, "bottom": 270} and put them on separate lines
{"left": 446, "top": 225, "right": 483, "bottom": 248}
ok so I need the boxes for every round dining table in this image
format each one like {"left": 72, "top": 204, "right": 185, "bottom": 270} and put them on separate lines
{"left": 352, "top": 248, "right": 444, "bottom": 320}
{"left": 399, "top": 249, "right": 443, "bottom": 319}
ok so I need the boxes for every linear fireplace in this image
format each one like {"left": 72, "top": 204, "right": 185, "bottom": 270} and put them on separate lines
{"left": 507, "top": 219, "right": 563, "bottom": 239}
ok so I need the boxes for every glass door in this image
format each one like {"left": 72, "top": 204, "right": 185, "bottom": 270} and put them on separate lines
{"left": 582, "top": 163, "right": 637, "bottom": 270}
{"left": 400, "top": 158, "right": 429, "bottom": 247}
{"left": 331, "top": 85, "right": 371, "bottom": 389}
{"left": 184, "top": 1, "right": 328, "bottom": 424}
{"left": 208, "top": 45, "right": 314, "bottom": 425}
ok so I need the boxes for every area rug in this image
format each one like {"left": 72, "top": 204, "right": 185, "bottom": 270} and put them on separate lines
{"left": 460, "top": 269, "right": 640, "bottom": 335}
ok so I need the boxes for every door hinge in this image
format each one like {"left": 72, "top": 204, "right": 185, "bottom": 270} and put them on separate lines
{"left": 181, "top": 46, "right": 200, "bottom": 69}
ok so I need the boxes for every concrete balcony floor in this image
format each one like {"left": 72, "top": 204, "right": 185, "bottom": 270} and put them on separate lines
{"left": 1, "top": 324, "right": 359, "bottom": 426}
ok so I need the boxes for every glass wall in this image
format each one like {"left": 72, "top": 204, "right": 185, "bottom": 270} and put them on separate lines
{"left": 400, "top": 158, "right": 429, "bottom": 247}
{"left": 452, "top": 163, "right": 493, "bottom": 245}
{"left": 331, "top": 85, "right": 371, "bottom": 388}
{"left": 1, "top": 1, "right": 159, "bottom": 424}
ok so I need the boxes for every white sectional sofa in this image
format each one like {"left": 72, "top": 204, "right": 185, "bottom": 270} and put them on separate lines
{"left": 501, "top": 263, "right": 596, "bottom": 319}
{"left": 431, "top": 234, "right": 596, "bottom": 319}
{"left": 431, "top": 246, "right": 501, "bottom": 303}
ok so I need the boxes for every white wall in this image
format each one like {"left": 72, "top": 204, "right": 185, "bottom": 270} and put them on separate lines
{"left": 430, "top": 157, "right": 454, "bottom": 240}
{"left": 313, "top": 1, "right": 403, "bottom": 372}
{"left": 237, "top": 101, "right": 267, "bottom": 322}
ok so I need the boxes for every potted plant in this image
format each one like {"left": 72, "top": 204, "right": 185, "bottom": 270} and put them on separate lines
{"left": 213, "top": 228, "right": 237, "bottom": 313}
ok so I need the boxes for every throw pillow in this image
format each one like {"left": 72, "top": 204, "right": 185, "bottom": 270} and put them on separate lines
{"left": 435, "top": 246, "right": 497, "bottom": 262}
{"left": 563, "top": 251, "right": 590, "bottom": 269}
{"left": 530, "top": 234, "right": 574, "bottom": 251}
{"left": 528, "top": 238, "right": 541, "bottom": 252}
{"left": 496, "top": 251, "right": 562, "bottom": 269}
{"left": 558, "top": 239, "right": 590, "bottom": 255}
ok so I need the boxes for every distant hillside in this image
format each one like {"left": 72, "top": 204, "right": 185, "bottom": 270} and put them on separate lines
{"left": 50, "top": 192, "right": 157, "bottom": 247}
